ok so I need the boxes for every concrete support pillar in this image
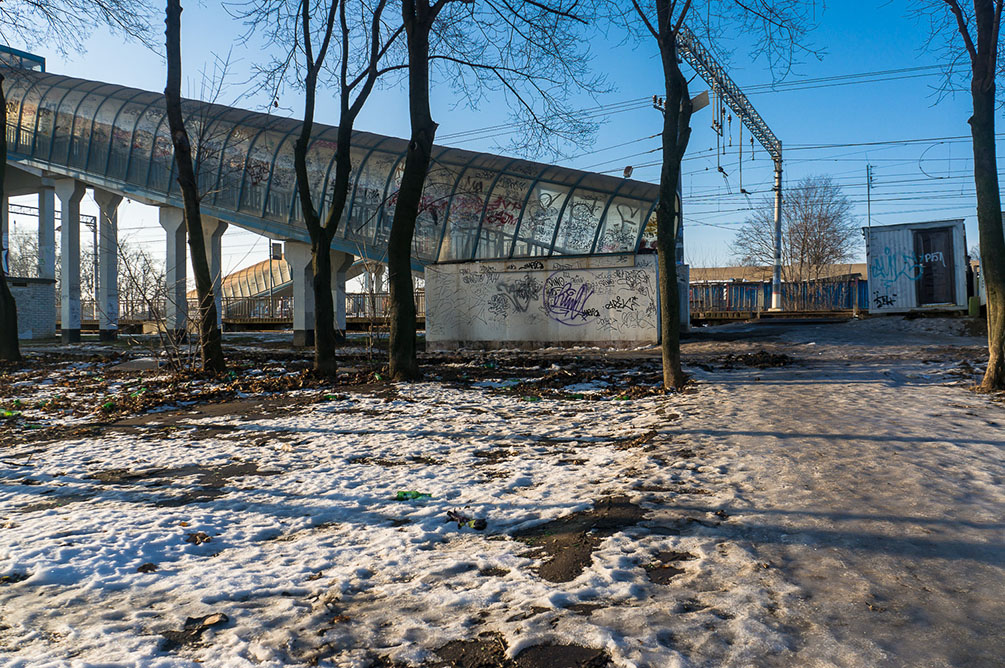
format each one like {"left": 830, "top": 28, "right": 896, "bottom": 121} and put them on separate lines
{"left": 202, "top": 217, "right": 227, "bottom": 328}
{"left": 93, "top": 190, "right": 122, "bottom": 341}
{"left": 54, "top": 180, "right": 85, "bottom": 342}
{"left": 332, "top": 251, "right": 354, "bottom": 339}
{"left": 159, "top": 208, "right": 188, "bottom": 341}
{"left": 38, "top": 186, "right": 56, "bottom": 280}
{"left": 285, "top": 241, "right": 315, "bottom": 347}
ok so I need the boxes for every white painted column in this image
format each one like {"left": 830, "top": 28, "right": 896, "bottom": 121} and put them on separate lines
{"left": 37, "top": 186, "right": 56, "bottom": 280}
{"left": 93, "top": 190, "right": 122, "bottom": 341}
{"left": 332, "top": 251, "right": 354, "bottom": 339}
{"left": 285, "top": 241, "right": 315, "bottom": 347}
{"left": 202, "top": 217, "right": 227, "bottom": 328}
{"left": 158, "top": 207, "right": 188, "bottom": 340}
{"left": 54, "top": 180, "right": 85, "bottom": 342}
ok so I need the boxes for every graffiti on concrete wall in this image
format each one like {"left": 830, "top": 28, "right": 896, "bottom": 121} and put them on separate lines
{"left": 427, "top": 257, "right": 659, "bottom": 344}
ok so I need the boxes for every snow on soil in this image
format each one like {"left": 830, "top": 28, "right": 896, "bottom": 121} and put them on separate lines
{"left": 1, "top": 317, "right": 1003, "bottom": 667}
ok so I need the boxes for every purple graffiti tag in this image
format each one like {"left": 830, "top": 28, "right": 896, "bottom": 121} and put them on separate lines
{"left": 543, "top": 272, "right": 598, "bottom": 325}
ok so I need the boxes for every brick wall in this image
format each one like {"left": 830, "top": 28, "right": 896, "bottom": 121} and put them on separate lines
{"left": 8, "top": 277, "right": 56, "bottom": 339}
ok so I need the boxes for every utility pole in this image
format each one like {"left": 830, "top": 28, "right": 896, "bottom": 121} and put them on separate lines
{"left": 268, "top": 238, "right": 274, "bottom": 318}
{"left": 673, "top": 26, "right": 785, "bottom": 309}
{"left": 866, "top": 164, "right": 873, "bottom": 230}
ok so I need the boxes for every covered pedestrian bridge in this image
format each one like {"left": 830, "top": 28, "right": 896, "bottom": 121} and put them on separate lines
{"left": 2, "top": 63, "right": 665, "bottom": 342}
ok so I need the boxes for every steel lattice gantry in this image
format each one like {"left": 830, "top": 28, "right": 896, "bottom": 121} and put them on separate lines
{"left": 2, "top": 68, "right": 662, "bottom": 270}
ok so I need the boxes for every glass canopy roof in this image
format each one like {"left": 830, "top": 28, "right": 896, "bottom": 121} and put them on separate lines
{"left": 4, "top": 69, "right": 665, "bottom": 266}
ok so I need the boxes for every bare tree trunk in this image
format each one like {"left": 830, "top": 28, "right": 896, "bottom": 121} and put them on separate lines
{"left": 164, "top": 0, "right": 225, "bottom": 373}
{"left": 971, "top": 64, "right": 1005, "bottom": 390}
{"left": 292, "top": 22, "right": 340, "bottom": 378}
{"left": 387, "top": 4, "right": 434, "bottom": 381}
{"left": 656, "top": 7, "right": 691, "bottom": 391}
{"left": 312, "top": 123, "right": 355, "bottom": 376}
{"left": 0, "top": 75, "right": 22, "bottom": 362}
{"left": 289, "top": 0, "right": 391, "bottom": 377}
{"left": 312, "top": 232, "right": 337, "bottom": 374}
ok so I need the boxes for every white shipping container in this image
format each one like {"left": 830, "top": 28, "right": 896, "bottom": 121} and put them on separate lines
{"left": 866, "top": 219, "right": 967, "bottom": 313}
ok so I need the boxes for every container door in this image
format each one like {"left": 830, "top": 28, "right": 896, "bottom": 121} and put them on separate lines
{"left": 913, "top": 227, "right": 955, "bottom": 305}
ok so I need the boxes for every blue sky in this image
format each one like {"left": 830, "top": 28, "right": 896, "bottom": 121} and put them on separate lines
{"left": 9, "top": 0, "right": 998, "bottom": 276}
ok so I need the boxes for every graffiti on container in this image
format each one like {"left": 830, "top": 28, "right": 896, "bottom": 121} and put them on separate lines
{"left": 872, "top": 291, "right": 897, "bottom": 308}
{"left": 871, "top": 246, "right": 946, "bottom": 286}
{"left": 543, "top": 273, "right": 598, "bottom": 325}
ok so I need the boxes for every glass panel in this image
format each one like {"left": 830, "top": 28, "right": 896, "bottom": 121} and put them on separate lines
{"left": 511, "top": 181, "right": 569, "bottom": 258}
{"left": 191, "top": 112, "right": 232, "bottom": 199}
{"left": 239, "top": 128, "right": 281, "bottom": 215}
{"left": 31, "top": 84, "right": 59, "bottom": 157}
{"left": 109, "top": 94, "right": 153, "bottom": 180}
{"left": 108, "top": 97, "right": 152, "bottom": 181}
{"left": 147, "top": 111, "right": 175, "bottom": 193}
{"left": 7, "top": 77, "right": 39, "bottom": 153}
{"left": 552, "top": 188, "right": 608, "bottom": 256}
{"left": 375, "top": 155, "right": 406, "bottom": 248}
{"left": 87, "top": 95, "right": 125, "bottom": 172}
{"left": 337, "top": 145, "right": 379, "bottom": 241}
{"left": 412, "top": 158, "right": 454, "bottom": 263}
{"left": 305, "top": 128, "right": 338, "bottom": 221}
{"left": 507, "top": 159, "right": 544, "bottom": 180}
{"left": 214, "top": 121, "right": 256, "bottom": 209}
{"left": 127, "top": 104, "right": 163, "bottom": 187}
{"left": 68, "top": 89, "right": 104, "bottom": 170}
{"left": 597, "top": 196, "right": 649, "bottom": 254}
{"left": 346, "top": 148, "right": 397, "bottom": 247}
{"left": 46, "top": 84, "right": 84, "bottom": 163}
{"left": 265, "top": 134, "right": 296, "bottom": 222}
{"left": 474, "top": 172, "right": 534, "bottom": 260}
{"left": 633, "top": 195, "right": 673, "bottom": 255}
{"left": 637, "top": 208, "right": 658, "bottom": 254}
{"left": 438, "top": 165, "right": 493, "bottom": 261}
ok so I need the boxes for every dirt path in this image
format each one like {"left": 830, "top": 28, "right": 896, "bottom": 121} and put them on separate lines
{"left": 681, "top": 353, "right": 1004, "bottom": 667}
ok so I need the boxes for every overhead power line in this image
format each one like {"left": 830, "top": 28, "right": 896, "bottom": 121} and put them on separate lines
{"left": 437, "top": 65, "right": 950, "bottom": 150}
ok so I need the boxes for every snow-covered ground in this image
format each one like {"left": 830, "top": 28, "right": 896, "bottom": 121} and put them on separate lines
{"left": 0, "top": 317, "right": 1002, "bottom": 667}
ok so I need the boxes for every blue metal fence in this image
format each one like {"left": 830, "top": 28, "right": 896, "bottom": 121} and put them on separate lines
{"left": 690, "top": 279, "right": 869, "bottom": 314}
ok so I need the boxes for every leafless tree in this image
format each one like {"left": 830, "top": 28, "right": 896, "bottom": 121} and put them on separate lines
{"left": 0, "top": 0, "right": 155, "bottom": 361}
{"left": 614, "top": 0, "right": 816, "bottom": 390}
{"left": 5, "top": 230, "right": 41, "bottom": 279}
{"left": 0, "top": 1, "right": 155, "bottom": 53}
{"left": 229, "top": 0, "right": 403, "bottom": 377}
{"left": 164, "top": 0, "right": 225, "bottom": 372}
{"left": 387, "top": 0, "right": 606, "bottom": 380}
{"left": 914, "top": 0, "right": 1005, "bottom": 390}
{"left": 733, "top": 175, "right": 858, "bottom": 282}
